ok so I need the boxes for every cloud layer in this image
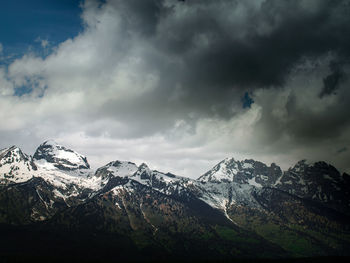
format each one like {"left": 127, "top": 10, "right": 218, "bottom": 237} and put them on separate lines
{"left": 1, "top": 0, "right": 350, "bottom": 177}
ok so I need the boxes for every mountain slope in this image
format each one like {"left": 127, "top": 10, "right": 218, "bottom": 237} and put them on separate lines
{"left": 45, "top": 177, "right": 288, "bottom": 261}
{"left": 0, "top": 141, "right": 350, "bottom": 260}
{"left": 0, "top": 177, "right": 68, "bottom": 224}
{"left": 275, "top": 160, "right": 350, "bottom": 215}
{"left": 198, "top": 158, "right": 350, "bottom": 257}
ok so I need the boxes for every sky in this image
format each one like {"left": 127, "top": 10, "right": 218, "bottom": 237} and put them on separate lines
{"left": 1, "top": 0, "right": 350, "bottom": 178}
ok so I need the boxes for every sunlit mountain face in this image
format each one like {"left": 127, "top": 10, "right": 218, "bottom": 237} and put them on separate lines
{"left": 1, "top": 0, "right": 350, "bottom": 262}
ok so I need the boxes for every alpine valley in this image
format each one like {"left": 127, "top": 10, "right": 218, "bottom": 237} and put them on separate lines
{"left": 1, "top": 141, "right": 350, "bottom": 262}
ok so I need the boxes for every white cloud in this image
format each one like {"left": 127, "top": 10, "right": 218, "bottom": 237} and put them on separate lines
{"left": 35, "top": 37, "right": 50, "bottom": 49}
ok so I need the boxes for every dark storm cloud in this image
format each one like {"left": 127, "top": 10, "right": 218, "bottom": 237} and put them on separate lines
{"left": 100, "top": 0, "right": 350, "bottom": 119}
{"left": 254, "top": 74, "right": 350, "bottom": 147}
{"left": 320, "top": 61, "right": 345, "bottom": 98}
{"left": 107, "top": 0, "right": 166, "bottom": 36}
{"left": 181, "top": 0, "right": 349, "bottom": 89}
{"left": 337, "top": 147, "right": 348, "bottom": 154}
{"left": 57, "top": 0, "right": 350, "bottom": 144}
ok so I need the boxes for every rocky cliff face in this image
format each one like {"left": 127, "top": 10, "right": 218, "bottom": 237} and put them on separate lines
{"left": 274, "top": 160, "right": 350, "bottom": 214}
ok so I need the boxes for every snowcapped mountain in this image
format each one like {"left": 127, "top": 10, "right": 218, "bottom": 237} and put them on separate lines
{"left": 198, "top": 157, "right": 282, "bottom": 188}
{"left": 1, "top": 141, "right": 350, "bottom": 260}
{"left": 1, "top": 141, "right": 349, "bottom": 218}
{"left": 274, "top": 160, "right": 350, "bottom": 214}
{"left": 0, "top": 146, "right": 37, "bottom": 185}
{"left": 197, "top": 158, "right": 350, "bottom": 257}
{"left": 95, "top": 160, "right": 193, "bottom": 196}
{"left": 29, "top": 141, "right": 101, "bottom": 200}
{"left": 33, "top": 140, "right": 90, "bottom": 171}
{"left": 199, "top": 157, "right": 350, "bottom": 214}
{"left": 95, "top": 160, "right": 138, "bottom": 179}
{"left": 195, "top": 157, "right": 285, "bottom": 214}
{"left": 129, "top": 163, "right": 193, "bottom": 196}
{"left": 0, "top": 141, "right": 102, "bottom": 222}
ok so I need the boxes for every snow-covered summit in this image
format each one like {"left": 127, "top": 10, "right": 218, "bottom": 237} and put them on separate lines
{"left": 132, "top": 163, "right": 151, "bottom": 179}
{"left": 130, "top": 163, "right": 185, "bottom": 184}
{"left": 1, "top": 146, "right": 30, "bottom": 163}
{"left": 95, "top": 160, "right": 138, "bottom": 181}
{"left": 126, "top": 163, "right": 192, "bottom": 196}
{"left": 33, "top": 140, "right": 90, "bottom": 171}
{"left": 198, "top": 158, "right": 239, "bottom": 183}
{"left": 95, "top": 160, "right": 191, "bottom": 197}
{"left": 0, "top": 146, "right": 37, "bottom": 184}
{"left": 198, "top": 157, "right": 282, "bottom": 188}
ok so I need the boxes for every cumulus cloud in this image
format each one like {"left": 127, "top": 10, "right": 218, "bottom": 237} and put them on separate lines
{"left": 1, "top": 0, "right": 350, "bottom": 177}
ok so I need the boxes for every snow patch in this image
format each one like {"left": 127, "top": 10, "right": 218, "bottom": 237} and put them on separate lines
{"left": 242, "top": 162, "right": 253, "bottom": 169}
{"left": 247, "top": 178, "right": 262, "bottom": 188}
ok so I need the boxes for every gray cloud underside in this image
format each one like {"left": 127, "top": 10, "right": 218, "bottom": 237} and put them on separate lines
{"left": 1, "top": 0, "right": 350, "bottom": 177}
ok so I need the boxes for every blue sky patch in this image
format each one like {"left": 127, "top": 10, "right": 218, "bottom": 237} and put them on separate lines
{"left": 241, "top": 92, "right": 254, "bottom": 109}
{"left": 14, "top": 85, "right": 33, "bottom": 96}
{"left": 0, "top": 0, "right": 82, "bottom": 61}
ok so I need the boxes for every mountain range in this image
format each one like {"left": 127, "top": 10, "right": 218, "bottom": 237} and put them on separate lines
{"left": 1, "top": 140, "right": 350, "bottom": 262}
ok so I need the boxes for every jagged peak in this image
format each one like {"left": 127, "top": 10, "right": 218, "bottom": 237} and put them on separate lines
{"left": 198, "top": 157, "right": 239, "bottom": 182}
{"left": 102, "top": 160, "right": 137, "bottom": 168}
{"left": 138, "top": 163, "right": 151, "bottom": 171}
{"left": 0, "top": 145, "right": 29, "bottom": 161}
{"left": 289, "top": 159, "right": 323, "bottom": 172}
{"left": 41, "top": 140, "right": 60, "bottom": 146}
{"left": 114, "top": 160, "right": 137, "bottom": 167}
{"left": 33, "top": 140, "right": 90, "bottom": 171}
{"left": 287, "top": 160, "right": 341, "bottom": 182}
{"left": 198, "top": 156, "right": 283, "bottom": 186}
{"left": 2, "top": 145, "right": 21, "bottom": 153}
{"left": 129, "top": 163, "right": 153, "bottom": 183}
{"left": 223, "top": 157, "right": 236, "bottom": 163}
{"left": 242, "top": 159, "right": 256, "bottom": 163}
{"left": 94, "top": 160, "right": 138, "bottom": 180}
{"left": 9, "top": 145, "right": 20, "bottom": 150}
{"left": 0, "top": 145, "right": 37, "bottom": 182}
{"left": 219, "top": 157, "right": 258, "bottom": 168}
{"left": 313, "top": 161, "right": 337, "bottom": 169}
{"left": 294, "top": 159, "right": 310, "bottom": 166}
{"left": 213, "top": 157, "right": 238, "bottom": 169}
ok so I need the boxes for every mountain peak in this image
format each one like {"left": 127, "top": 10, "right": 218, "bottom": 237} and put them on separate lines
{"left": 33, "top": 141, "right": 90, "bottom": 171}
{"left": 42, "top": 140, "right": 59, "bottom": 146}
{"left": 289, "top": 159, "right": 310, "bottom": 171}
{"left": 0, "top": 145, "right": 29, "bottom": 162}
{"left": 223, "top": 157, "right": 237, "bottom": 163}
{"left": 198, "top": 157, "right": 282, "bottom": 187}
{"left": 131, "top": 163, "right": 152, "bottom": 182}
{"left": 138, "top": 163, "right": 150, "bottom": 170}
{"left": 198, "top": 157, "right": 241, "bottom": 183}
{"left": 95, "top": 160, "right": 138, "bottom": 181}
{"left": 0, "top": 145, "right": 37, "bottom": 184}
{"left": 8, "top": 145, "right": 20, "bottom": 150}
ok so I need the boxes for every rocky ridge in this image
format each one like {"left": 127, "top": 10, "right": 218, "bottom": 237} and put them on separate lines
{"left": 1, "top": 140, "right": 350, "bottom": 260}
